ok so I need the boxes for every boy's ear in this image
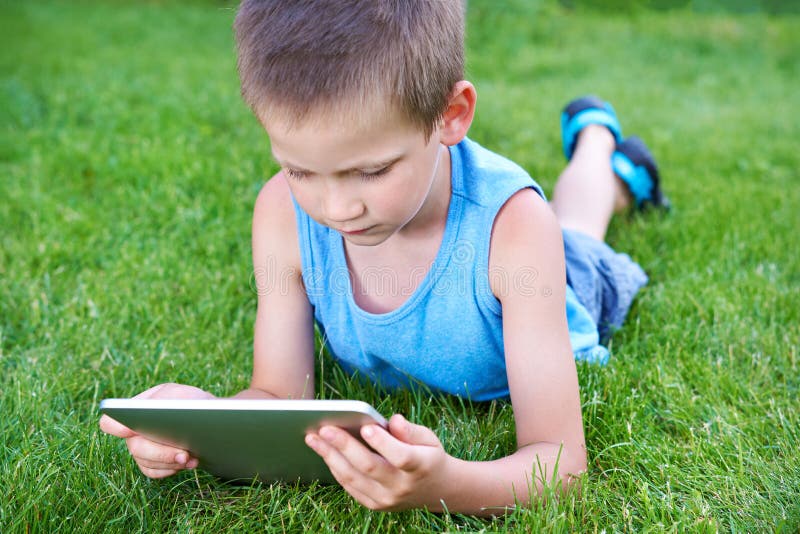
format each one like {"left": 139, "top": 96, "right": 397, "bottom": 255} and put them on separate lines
{"left": 439, "top": 80, "right": 477, "bottom": 146}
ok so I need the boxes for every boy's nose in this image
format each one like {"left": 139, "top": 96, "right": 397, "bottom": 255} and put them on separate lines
{"left": 322, "top": 188, "right": 365, "bottom": 224}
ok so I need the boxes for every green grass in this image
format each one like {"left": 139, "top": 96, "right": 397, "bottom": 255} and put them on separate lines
{"left": 2, "top": 0, "right": 798, "bottom": 531}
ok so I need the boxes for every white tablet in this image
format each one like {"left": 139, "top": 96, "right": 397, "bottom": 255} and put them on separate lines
{"left": 99, "top": 398, "right": 387, "bottom": 483}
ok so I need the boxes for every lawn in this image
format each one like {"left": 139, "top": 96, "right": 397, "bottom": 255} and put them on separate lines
{"left": 1, "top": 0, "right": 798, "bottom": 532}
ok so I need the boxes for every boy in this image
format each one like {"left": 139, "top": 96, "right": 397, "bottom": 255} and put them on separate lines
{"left": 100, "top": 0, "right": 666, "bottom": 515}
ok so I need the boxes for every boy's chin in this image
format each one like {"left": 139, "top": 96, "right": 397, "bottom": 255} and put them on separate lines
{"left": 339, "top": 228, "right": 390, "bottom": 247}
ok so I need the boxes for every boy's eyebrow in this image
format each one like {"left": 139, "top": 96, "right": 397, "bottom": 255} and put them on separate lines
{"left": 271, "top": 151, "right": 404, "bottom": 173}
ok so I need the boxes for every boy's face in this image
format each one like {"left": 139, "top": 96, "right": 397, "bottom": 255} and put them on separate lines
{"left": 263, "top": 106, "right": 449, "bottom": 247}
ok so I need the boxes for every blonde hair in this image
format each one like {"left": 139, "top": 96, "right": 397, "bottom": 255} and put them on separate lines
{"left": 234, "top": 0, "right": 465, "bottom": 138}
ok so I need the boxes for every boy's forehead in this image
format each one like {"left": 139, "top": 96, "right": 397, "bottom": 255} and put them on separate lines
{"left": 267, "top": 123, "right": 419, "bottom": 174}
{"left": 263, "top": 101, "right": 426, "bottom": 170}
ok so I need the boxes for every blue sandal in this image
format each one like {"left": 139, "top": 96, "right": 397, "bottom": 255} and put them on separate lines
{"left": 612, "top": 136, "right": 670, "bottom": 211}
{"left": 561, "top": 95, "right": 623, "bottom": 160}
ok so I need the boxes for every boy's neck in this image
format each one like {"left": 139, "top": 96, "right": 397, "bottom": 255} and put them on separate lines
{"left": 395, "top": 143, "right": 452, "bottom": 241}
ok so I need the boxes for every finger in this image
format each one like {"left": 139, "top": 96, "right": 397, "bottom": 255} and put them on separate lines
{"left": 360, "top": 417, "right": 440, "bottom": 472}
{"left": 305, "top": 432, "right": 382, "bottom": 510}
{"left": 138, "top": 466, "right": 181, "bottom": 479}
{"left": 306, "top": 432, "right": 384, "bottom": 494}
{"left": 388, "top": 414, "right": 441, "bottom": 447}
{"left": 318, "top": 426, "right": 392, "bottom": 478}
{"left": 126, "top": 435, "right": 194, "bottom": 470}
{"left": 140, "top": 383, "right": 214, "bottom": 400}
{"left": 99, "top": 414, "right": 137, "bottom": 438}
{"left": 360, "top": 424, "right": 420, "bottom": 471}
{"left": 324, "top": 469, "right": 381, "bottom": 511}
{"left": 133, "top": 383, "right": 171, "bottom": 399}
{"left": 100, "top": 385, "right": 172, "bottom": 437}
{"left": 137, "top": 454, "right": 199, "bottom": 471}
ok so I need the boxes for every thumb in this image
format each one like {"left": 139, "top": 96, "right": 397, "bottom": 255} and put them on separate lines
{"left": 388, "top": 414, "right": 441, "bottom": 447}
{"left": 99, "top": 414, "right": 137, "bottom": 439}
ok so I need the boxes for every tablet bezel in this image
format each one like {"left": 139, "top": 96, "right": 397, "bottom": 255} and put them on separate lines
{"left": 100, "top": 398, "right": 387, "bottom": 483}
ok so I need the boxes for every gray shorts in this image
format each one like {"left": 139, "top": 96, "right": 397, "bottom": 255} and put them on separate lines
{"left": 563, "top": 229, "right": 648, "bottom": 343}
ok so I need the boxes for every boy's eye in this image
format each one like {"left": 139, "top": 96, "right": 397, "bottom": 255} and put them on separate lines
{"left": 284, "top": 165, "right": 392, "bottom": 181}
{"left": 358, "top": 165, "right": 392, "bottom": 181}
{"left": 284, "top": 168, "right": 308, "bottom": 180}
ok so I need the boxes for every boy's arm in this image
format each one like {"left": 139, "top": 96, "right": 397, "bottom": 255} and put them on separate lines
{"left": 306, "top": 188, "right": 586, "bottom": 515}
{"left": 467, "top": 187, "right": 587, "bottom": 506}
{"left": 239, "top": 172, "right": 316, "bottom": 400}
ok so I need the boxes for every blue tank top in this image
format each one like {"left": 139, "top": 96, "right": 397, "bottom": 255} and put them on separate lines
{"left": 292, "top": 137, "right": 606, "bottom": 401}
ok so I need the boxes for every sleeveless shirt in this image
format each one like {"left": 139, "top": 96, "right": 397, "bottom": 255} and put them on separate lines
{"left": 291, "top": 137, "right": 607, "bottom": 401}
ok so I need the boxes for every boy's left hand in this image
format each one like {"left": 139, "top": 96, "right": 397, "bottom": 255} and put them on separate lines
{"left": 305, "top": 413, "right": 452, "bottom": 511}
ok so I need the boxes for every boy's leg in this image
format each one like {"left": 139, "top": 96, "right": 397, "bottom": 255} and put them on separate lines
{"left": 550, "top": 125, "right": 631, "bottom": 242}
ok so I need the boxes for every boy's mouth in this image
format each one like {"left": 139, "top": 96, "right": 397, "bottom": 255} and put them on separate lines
{"left": 341, "top": 227, "right": 369, "bottom": 236}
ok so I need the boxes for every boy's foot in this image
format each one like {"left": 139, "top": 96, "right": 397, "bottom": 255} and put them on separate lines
{"left": 561, "top": 95, "right": 623, "bottom": 160}
{"left": 612, "top": 136, "right": 670, "bottom": 212}
{"left": 561, "top": 95, "right": 670, "bottom": 212}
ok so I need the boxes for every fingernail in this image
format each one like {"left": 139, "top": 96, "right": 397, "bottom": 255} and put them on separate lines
{"left": 175, "top": 453, "right": 187, "bottom": 464}
{"left": 320, "top": 427, "right": 335, "bottom": 440}
{"left": 187, "top": 459, "right": 199, "bottom": 469}
{"left": 305, "top": 435, "right": 317, "bottom": 448}
{"left": 362, "top": 425, "right": 374, "bottom": 438}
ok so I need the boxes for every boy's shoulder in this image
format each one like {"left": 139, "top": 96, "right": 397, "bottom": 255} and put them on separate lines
{"left": 254, "top": 171, "right": 293, "bottom": 222}
{"left": 252, "top": 172, "right": 301, "bottom": 267}
{"left": 459, "top": 137, "right": 530, "bottom": 175}
{"left": 456, "top": 137, "right": 545, "bottom": 203}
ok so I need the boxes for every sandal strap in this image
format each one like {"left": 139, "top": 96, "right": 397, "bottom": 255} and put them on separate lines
{"left": 561, "top": 96, "right": 623, "bottom": 160}
{"left": 612, "top": 136, "right": 670, "bottom": 211}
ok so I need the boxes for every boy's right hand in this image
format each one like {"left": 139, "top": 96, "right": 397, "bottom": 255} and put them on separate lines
{"left": 99, "top": 383, "right": 215, "bottom": 479}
